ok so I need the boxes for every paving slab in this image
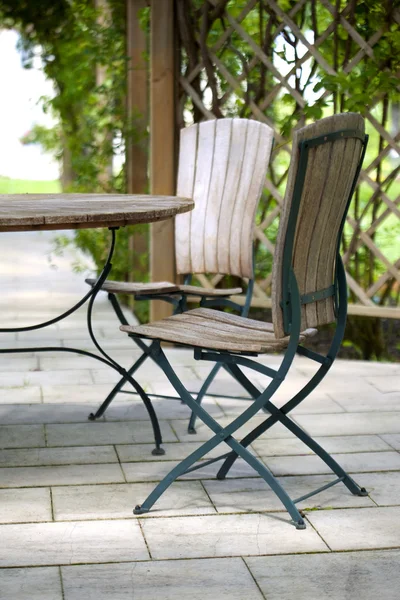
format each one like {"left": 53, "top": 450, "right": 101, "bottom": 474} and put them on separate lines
{"left": 0, "top": 386, "right": 41, "bottom": 404}
{"left": 41, "top": 383, "right": 117, "bottom": 404}
{"left": 294, "top": 412, "right": 400, "bottom": 436}
{"left": 45, "top": 421, "right": 177, "bottom": 446}
{"left": 0, "top": 567, "right": 63, "bottom": 600}
{"left": 0, "top": 445, "right": 118, "bottom": 467}
{"left": 352, "top": 471, "right": 400, "bottom": 506}
{"left": 246, "top": 549, "right": 400, "bottom": 600}
{"left": 0, "top": 520, "right": 149, "bottom": 567}
{"left": 61, "top": 558, "right": 264, "bottom": 600}
{"left": 203, "top": 475, "right": 374, "bottom": 513}
{"left": 0, "top": 488, "right": 52, "bottom": 523}
{"left": 122, "top": 457, "right": 256, "bottom": 483}
{"left": 262, "top": 451, "right": 400, "bottom": 476}
{"left": 52, "top": 481, "right": 216, "bottom": 520}
{"left": 331, "top": 391, "right": 400, "bottom": 412}
{"left": 253, "top": 434, "right": 392, "bottom": 457}
{"left": 90, "top": 365, "right": 197, "bottom": 385}
{"left": 0, "top": 424, "right": 45, "bottom": 448}
{"left": 380, "top": 433, "right": 400, "bottom": 450}
{"left": 0, "top": 356, "right": 38, "bottom": 372}
{"left": 116, "top": 441, "right": 223, "bottom": 462}
{"left": 0, "top": 463, "right": 124, "bottom": 488}
{"left": 141, "top": 512, "right": 328, "bottom": 559}
{"left": 0, "top": 403, "right": 102, "bottom": 424}
{"left": 366, "top": 376, "right": 400, "bottom": 394}
{"left": 311, "top": 374, "right": 378, "bottom": 394}
{"left": 0, "top": 369, "right": 93, "bottom": 387}
{"left": 213, "top": 391, "right": 343, "bottom": 417}
{"left": 307, "top": 506, "right": 400, "bottom": 550}
{"left": 104, "top": 396, "right": 224, "bottom": 421}
{"left": 170, "top": 416, "right": 291, "bottom": 442}
{"left": 296, "top": 359, "right": 400, "bottom": 377}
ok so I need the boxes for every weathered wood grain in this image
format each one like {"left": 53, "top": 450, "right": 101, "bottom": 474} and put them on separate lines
{"left": 85, "top": 280, "right": 240, "bottom": 297}
{"left": 85, "top": 279, "right": 180, "bottom": 295}
{"left": 120, "top": 306, "right": 316, "bottom": 354}
{"left": 0, "top": 194, "right": 193, "bottom": 232}
{"left": 175, "top": 117, "right": 274, "bottom": 278}
{"left": 272, "top": 113, "right": 365, "bottom": 337}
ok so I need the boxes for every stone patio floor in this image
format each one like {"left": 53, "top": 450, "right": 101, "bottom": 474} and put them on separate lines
{"left": 0, "top": 230, "right": 400, "bottom": 599}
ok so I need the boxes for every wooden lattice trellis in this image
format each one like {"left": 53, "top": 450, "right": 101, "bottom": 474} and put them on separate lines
{"left": 174, "top": 0, "right": 400, "bottom": 319}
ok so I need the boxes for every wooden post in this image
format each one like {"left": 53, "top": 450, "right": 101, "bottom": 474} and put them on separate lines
{"left": 126, "top": 0, "right": 149, "bottom": 307}
{"left": 126, "top": 0, "right": 148, "bottom": 195}
{"left": 150, "top": 0, "right": 176, "bottom": 321}
{"left": 95, "top": 0, "right": 113, "bottom": 186}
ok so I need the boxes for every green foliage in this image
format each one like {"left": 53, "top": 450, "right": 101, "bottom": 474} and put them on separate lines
{"left": 0, "top": 177, "right": 61, "bottom": 194}
{"left": 178, "top": 0, "right": 400, "bottom": 360}
{"left": 0, "top": 0, "right": 150, "bottom": 319}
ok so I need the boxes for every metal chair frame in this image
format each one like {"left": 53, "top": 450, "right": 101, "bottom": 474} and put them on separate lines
{"left": 88, "top": 276, "right": 255, "bottom": 438}
{"left": 126, "top": 125, "right": 369, "bottom": 528}
{"left": 88, "top": 118, "right": 275, "bottom": 442}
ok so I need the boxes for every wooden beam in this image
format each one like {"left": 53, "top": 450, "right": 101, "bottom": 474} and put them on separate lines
{"left": 126, "top": 0, "right": 149, "bottom": 305}
{"left": 150, "top": 0, "right": 176, "bottom": 321}
{"left": 95, "top": 0, "right": 113, "bottom": 185}
{"left": 127, "top": 0, "right": 148, "bottom": 195}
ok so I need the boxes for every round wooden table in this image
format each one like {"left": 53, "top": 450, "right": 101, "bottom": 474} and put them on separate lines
{"left": 0, "top": 193, "right": 193, "bottom": 231}
{"left": 0, "top": 193, "right": 194, "bottom": 454}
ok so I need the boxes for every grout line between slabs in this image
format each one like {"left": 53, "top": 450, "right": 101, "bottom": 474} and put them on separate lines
{"left": 241, "top": 556, "right": 268, "bottom": 600}
{"left": 114, "top": 443, "right": 128, "bottom": 483}
{"left": 137, "top": 519, "right": 153, "bottom": 560}
{"left": 1, "top": 547, "right": 400, "bottom": 572}
{"left": 59, "top": 565, "right": 66, "bottom": 600}
{"left": 305, "top": 514, "right": 333, "bottom": 552}
{"left": 49, "top": 487, "right": 55, "bottom": 521}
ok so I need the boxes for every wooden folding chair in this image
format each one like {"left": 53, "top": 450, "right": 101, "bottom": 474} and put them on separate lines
{"left": 120, "top": 113, "right": 369, "bottom": 528}
{"left": 86, "top": 118, "right": 274, "bottom": 446}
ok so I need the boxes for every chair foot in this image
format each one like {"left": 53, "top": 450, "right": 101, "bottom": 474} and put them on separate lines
{"left": 152, "top": 447, "right": 166, "bottom": 456}
{"left": 88, "top": 412, "right": 96, "bottom": 421}
{"left": 357, "top": 486, "right": 368, "bottom": 496}
{"left": 188, "top": 427, "right": 197, "bottom": 434}
{"left": 134, "top": 505, "right": 149, "bottom": 515}
{"left": 295, "top": 519, "right": 306, "bottom": 530}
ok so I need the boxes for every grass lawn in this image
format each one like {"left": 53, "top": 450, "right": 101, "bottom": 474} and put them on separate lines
{"left": 0, "top": 176, "right": 61, "bottom": 194}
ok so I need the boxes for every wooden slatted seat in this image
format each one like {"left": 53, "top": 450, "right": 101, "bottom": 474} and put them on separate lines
{"left": 121, "top": 307, "right": 317, "bottom": 354}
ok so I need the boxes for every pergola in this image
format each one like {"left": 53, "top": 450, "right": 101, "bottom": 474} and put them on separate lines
{"left": 126, "top": 0, "right": 400, "bottom": 323}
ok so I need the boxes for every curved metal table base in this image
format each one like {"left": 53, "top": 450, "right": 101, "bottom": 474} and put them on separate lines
{"left": 0, "top": 227, "right": 164, "bottom": 455}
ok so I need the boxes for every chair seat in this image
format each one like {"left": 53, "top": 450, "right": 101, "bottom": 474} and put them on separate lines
{"left": 85, "top": 279, "right": 242, "bottom": 297}
{"left": 120, "top": 307, "right": 317, "bottom": 354}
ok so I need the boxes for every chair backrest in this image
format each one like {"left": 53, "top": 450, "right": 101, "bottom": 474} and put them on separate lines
{"left": 175, "top": 118, "right": 274, "bottom": 279}
{"left": 272, "top": 113, "right": 367, "bottom": 338}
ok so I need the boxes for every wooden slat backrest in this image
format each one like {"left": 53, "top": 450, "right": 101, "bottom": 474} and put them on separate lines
{"left": 175, "top": 118, "right": 274, "bottom": 278}
{"left": 272, "top": 113, "right": 365, "bottom": 338}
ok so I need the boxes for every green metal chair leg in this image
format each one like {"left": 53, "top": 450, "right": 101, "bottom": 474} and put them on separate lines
{"left": 134, "top": 343, "right": 306, "bottom": 528}
{"left": 187, "top": 363, "right": 222, "bottom": 433}
{"left": 217, "top": 365, "right": 367, "bottom": 497}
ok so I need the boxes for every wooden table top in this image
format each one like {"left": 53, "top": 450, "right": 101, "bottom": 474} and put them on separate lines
{"left": 0, "top": 194, "right": 194, "bottom": 232}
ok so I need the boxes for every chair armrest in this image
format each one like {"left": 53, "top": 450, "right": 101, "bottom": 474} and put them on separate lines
{"left": 85, "top": 278, "right": 180, "bottom": 295}
{"left": 178, "top": 285, "right": 242, "bottom": 297}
